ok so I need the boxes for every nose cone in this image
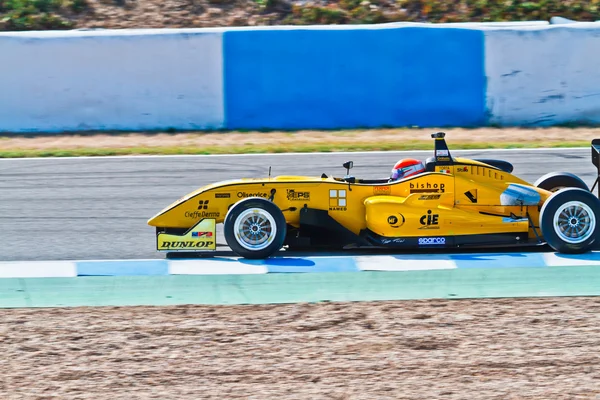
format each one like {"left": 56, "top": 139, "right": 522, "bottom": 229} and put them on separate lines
{"left": 147, "top": 190, "right": 203, "bottom": 228}
{"left": 147, "top": 200, "right": 196, "bottom": 228}
{"left": 147, "top": 213, "right": 162, "bottom": 227}
{"left": 147, "top": 178, "right": 250, "bottom": 228}
{"left": 147, "top": 206, "right": 176, "bottom": 227}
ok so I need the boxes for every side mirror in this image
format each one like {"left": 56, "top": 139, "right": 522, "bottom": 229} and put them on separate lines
{"left": 342, "top": 161, "right": 355, "bottom": 190}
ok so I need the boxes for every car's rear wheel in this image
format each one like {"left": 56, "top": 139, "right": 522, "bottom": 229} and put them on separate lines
{"left": 534, "top": 172, "right": 589, "bottom": 193}
{"left": 224, "top": 197, "right": 286, "bottom": 259}
{"left": 539, "top": 188, "right": 600, "bottom": 253}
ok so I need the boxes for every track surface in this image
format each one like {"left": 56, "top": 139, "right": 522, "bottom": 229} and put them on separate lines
{"left": 1, "top": 148, "right": 598, "bottom": 261}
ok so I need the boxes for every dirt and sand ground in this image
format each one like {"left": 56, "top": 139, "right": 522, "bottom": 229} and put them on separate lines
{"left": 2, "top": 297, "right": 600, "bottom": 399}
{"left": 2, "top": 127, "right": 600, "bottom": 153}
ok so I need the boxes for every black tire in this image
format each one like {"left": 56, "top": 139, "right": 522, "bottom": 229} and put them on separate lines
{"left": 534, "top": 172, "right": 589, "bottom": 193}
{"left": 539, "top": 188, "right": 600, "bottom": 254}
{"left": 224, "top": 197, "right": 287, "bottom": 259}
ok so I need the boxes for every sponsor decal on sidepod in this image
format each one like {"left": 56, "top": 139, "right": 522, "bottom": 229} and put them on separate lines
{"left": 418, "top": 237, "right": 445, "bottom": 245}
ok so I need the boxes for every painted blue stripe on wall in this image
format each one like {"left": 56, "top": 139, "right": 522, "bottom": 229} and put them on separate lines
{"left": 224, "top": 26, "right": 486, "bottom": 130}
{"left": 76, "top": 260, "right": 169, "bottom": 276}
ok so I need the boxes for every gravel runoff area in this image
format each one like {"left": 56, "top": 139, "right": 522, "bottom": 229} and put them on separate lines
{"left": 2, "top": 297, "right": 600, "bottom": 399}
{"left": 2, "top": 127, "right": 600, "bottom": 152}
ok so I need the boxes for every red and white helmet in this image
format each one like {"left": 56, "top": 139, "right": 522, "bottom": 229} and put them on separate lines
{"left": 390, "top": 158, "right": 426, "bottom": 180}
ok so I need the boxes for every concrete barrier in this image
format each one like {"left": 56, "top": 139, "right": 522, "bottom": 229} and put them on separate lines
{"left": 484, "top": 24, "right": 600, "bottom": 126}
{"left": 1, "top": 22, "right": 600, "bottom": 133}
{"left": 223, "top": 25, "right": 486, "bottom": 129}
{"left": 0, "top": 29, "right": 225, "bottom": 132}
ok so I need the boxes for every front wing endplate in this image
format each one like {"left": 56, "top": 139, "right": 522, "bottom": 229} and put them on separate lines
{"left": 157, "top": 219, "right": 217, "bottom": 252}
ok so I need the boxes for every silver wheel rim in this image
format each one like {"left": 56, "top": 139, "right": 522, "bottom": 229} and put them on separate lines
{"left": 553, "top": 201, "right": 596, "bottom": 244}
{"left": 233, "top": 208, "right": 277, "bottom": 251}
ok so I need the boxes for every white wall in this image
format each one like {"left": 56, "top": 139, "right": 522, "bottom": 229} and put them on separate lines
{"left": 0, "top": 29, "right": 224, "bottom": 132}
{"left": 485, "top": 25, "right": 600, "bottom": 126}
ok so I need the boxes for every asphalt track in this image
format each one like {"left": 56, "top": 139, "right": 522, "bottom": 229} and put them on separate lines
{"left": 1, "top": 148, "right": 598, "bottom": 262}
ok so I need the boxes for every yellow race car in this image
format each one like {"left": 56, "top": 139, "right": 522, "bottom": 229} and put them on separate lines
{"left": 148, "top": 133, "right": 600, "bottom": 259}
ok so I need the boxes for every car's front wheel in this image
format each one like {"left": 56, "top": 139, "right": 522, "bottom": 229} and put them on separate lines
{"left": 539, "top": 188, "right": 600, "bottom": 254}
{"left": 224, "top": 197, "right": 286, "bottom": 259}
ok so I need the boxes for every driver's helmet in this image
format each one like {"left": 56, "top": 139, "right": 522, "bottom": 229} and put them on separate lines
{"left": 390, "top": 158, "right": 426, "bottom": 181}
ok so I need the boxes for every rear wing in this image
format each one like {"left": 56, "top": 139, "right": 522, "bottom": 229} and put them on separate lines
{"left": 592, "top": 139, "right": 600, "bottom": 197}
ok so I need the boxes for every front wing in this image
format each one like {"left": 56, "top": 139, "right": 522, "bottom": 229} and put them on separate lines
{"left": 156, "top": 219, "right": 217, "bottom": 252}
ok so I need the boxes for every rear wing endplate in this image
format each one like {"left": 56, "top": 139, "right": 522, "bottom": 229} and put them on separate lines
{"left": 592, "top": 139, "right": 600, "bottom": 197}
{"left": 431, "top": 132, "right": 453, "bottom": 166}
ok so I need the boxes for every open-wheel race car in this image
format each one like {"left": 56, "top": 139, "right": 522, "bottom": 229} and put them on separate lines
{"left": 147, "top": 133, "right": 600, "bottom": 259}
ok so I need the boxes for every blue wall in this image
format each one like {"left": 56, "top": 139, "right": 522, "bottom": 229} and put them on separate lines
{"left": 223, "top": 26, "right": 486, "bottom": 130}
